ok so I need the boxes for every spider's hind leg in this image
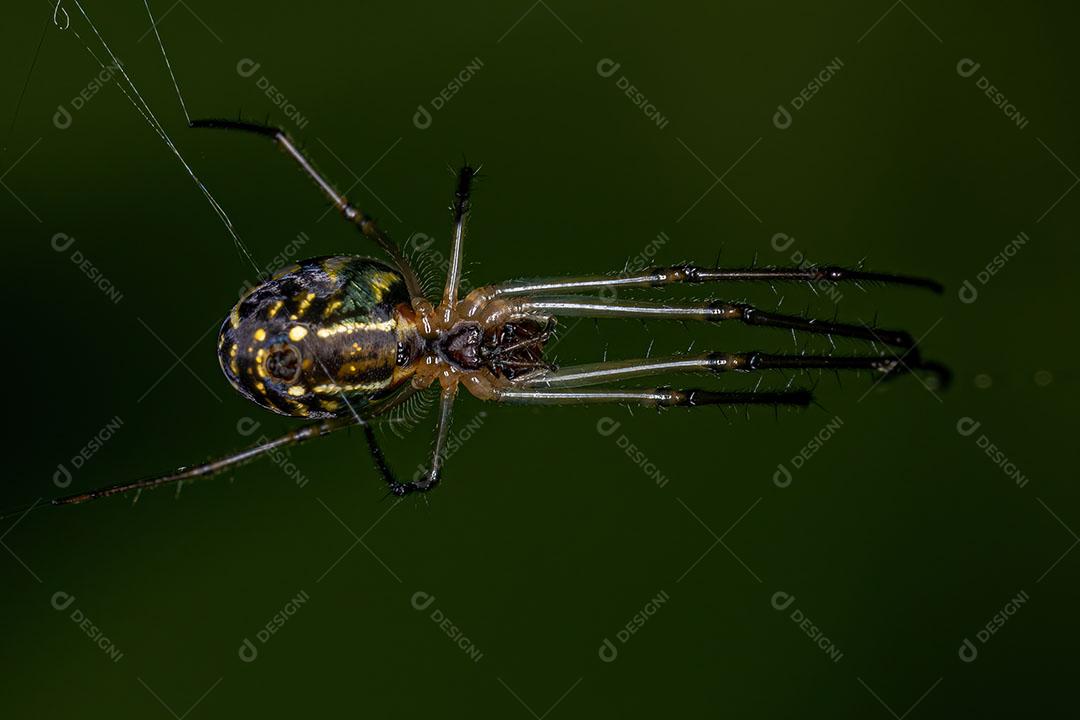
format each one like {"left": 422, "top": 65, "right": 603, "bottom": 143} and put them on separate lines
{"left": 50, "top": 416, "right": 358, "bottom": 508}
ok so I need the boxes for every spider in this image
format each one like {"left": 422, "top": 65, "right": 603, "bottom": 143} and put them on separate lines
{"left": 44, "top": 118, "right": 946, "bottom": 508}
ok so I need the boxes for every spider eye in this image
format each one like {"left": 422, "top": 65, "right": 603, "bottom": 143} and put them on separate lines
{"left": 265, "top": 343, "right": 302, "bottom": 383}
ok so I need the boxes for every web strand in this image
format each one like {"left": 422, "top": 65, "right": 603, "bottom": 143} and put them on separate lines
{"left": 141, "top": 0, "right": 191, "bottom": 125}
{"left": 5, "top": 8, "right": 52, "bottom": 152}
{"left": 63, "top": 0, "right": 261, "bottom": 277}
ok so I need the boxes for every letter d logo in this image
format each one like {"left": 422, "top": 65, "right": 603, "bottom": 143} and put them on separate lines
{"left": 413, "top": 104, "right": 433, "bottom": 130}
{"left": 956, "top": 58, "right": 981, "bottom": 78}
{"left": 53, "top": 105, "right": 73, "bottom": 130}
{"left": 236, "top": 417, "right": 261, "bottom": 437}
{"left": 956, "top": 416, "right": 981, "bottom": 438}
{"left": 54, "top": 463, "right": 73, "bottom": 488}
{"left": 596, "top": 58, "right": 621, "bottom": 78}
{"left": 773, "top": 104, "right": 792, "bottom": 130}
{"left": 958, "top": 279, "right": 979, "bottom": 305}
{"left": 596, "top": 417, "right": 621, "bottom": 437}
{"left": 236, "top": 58, "right": 261, "bottom": 78}
{"left": 238, "top": 638, "right": 258, "bottom": 663}
{"left": 771, "top": 591, "right": 795, "bottom": 611}
{"left": 773, "top": 463, "right": 792, "bottom": 488}
{"left": 51, "top": 591, "right": 76, "bottom": 611}
{"left": 411, "top": 591, "right": 435, "bottom": 611}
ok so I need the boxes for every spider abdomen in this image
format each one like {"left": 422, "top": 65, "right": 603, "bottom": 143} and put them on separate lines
{"left": 216, "top": 255, "right": 418, "bottom": 418}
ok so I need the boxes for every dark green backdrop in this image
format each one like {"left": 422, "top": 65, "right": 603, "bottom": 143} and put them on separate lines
{"left": 2, "top": 1, "right": 1076, "bottom": 717}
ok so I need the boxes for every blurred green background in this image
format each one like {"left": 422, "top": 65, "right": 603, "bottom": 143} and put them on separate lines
{"left": 2, "top": 1, "right": 1077, "bottom": 717}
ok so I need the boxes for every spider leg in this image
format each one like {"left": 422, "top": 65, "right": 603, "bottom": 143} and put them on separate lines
{"left": 517, "top": 351, "right": 938, "bottom": 389}
{"left": 188, "top": 118, "right": 423, "bottom": 297}
{"left": 442, "top": 165, "right": 476, "bottom": 312}
{"left": 385, "top": 386, "right": 459, "bottom": 496}
{"left": 495, "top": 297, "right": 915, "bottom": 348}
{"left": 492, "top": 386, "right": 812, "bottom": 408}
{"left": 361, "top": 422, "right": 405, "bottom": 490}
{"left": 487, "top": 264, "right": 942, "bottom": 296}
{"left": 49, "top": 416, "right": 358, "bottom": 508}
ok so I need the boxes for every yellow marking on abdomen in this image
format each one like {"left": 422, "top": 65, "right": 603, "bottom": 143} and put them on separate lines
{"left": 255, "top": 348, "right": 268, "bottom": 378}
{"left": 323, "top": 299, "right": 344, "bottom": 318}
{"left": 295, "top": 292, "right": 316, "bottom": 318}
{"left": 313, "top": 378, "right": 391, "bottom": 394}
{"left": 322, "top": 257, "right": 350, "bottom": 281}
{"left": 316, "top": 318, "right": 395, "bottom": 338}
{"left": 368, "top": 271, "right": 401, "bottom": 301}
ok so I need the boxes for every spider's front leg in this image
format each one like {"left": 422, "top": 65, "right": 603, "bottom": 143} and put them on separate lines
{"left": 482, "top": 264, "right": 944, "bottom": 296}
